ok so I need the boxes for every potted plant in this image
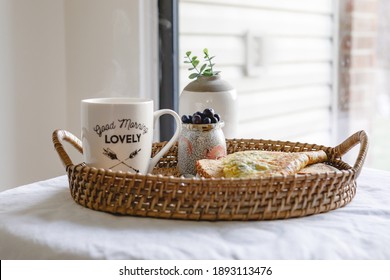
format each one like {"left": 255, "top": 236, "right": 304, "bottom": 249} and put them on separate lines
{"left": 178, "top": 48, "right": 238, "bottom": 138}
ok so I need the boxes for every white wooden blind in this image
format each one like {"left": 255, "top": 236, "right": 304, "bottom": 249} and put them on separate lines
{"left": 179, "top": 0, "right": 336, "bottom": 144}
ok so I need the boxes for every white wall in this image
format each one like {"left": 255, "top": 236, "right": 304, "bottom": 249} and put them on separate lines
{"left": 0, "top": 0, "right": 67, "bottom": 190}
{"left": 0, "top": 0, "right": 158, "bottom": 191}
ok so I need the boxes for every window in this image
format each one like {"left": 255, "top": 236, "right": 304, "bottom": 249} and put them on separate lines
{"left": 338, "top": 0, "right": 389, "bottom": 170}
{"left": 178, "top": 0, "right": 336, "bottom": 145}
{"left": 159, "top": 0, "right": 389, "bottom": 171}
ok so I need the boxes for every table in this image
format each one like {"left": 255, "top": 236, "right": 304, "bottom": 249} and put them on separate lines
{"left": 1, "top": 168, "right": 389, "bottom": 260}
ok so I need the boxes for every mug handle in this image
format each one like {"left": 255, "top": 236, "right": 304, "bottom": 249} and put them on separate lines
{"left": 148, "top": 109, "right": 182, "bottom": 173}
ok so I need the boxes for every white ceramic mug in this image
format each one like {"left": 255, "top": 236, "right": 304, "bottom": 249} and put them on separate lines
{"left": 81, "top": 98, "right": 182, "bottom": 174}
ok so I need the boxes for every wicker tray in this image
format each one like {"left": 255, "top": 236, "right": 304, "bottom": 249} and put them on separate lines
{"left": 52, "top": 129, "right": 368, "bottom": 221}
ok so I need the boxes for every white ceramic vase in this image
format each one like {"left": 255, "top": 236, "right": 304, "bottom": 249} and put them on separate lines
{"left": 179, "top": 75, "right": 238, "bottom": 138}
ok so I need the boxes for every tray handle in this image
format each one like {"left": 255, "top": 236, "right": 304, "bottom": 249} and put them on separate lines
{"left": 52, "top": 129, "right": 83, "bottom": 170}
{"left": 333, "top": 130, "right": 368, "bottom": 178}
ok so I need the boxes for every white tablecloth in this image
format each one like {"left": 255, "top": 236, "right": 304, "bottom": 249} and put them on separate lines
{"left": 1, "top": 168, "right": 389, "bottom": 260}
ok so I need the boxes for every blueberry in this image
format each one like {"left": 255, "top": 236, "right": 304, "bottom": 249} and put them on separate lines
{"left": 181, "top": 115, "right": 191, "bottom": 124}
{"left": 214, "top": 113, "right": 221, "bottom": 122}
{"left": 203, "top": 117, "right": 211, "bottom": 124}
{"left": 193, "top": 114, "right": 202, "bottom": 124}
{"left": 203, "top": 108, "right": 215, "bottom": 118}
{"left": 194, "top": 111, "right": 203, "bottom": 117}
{"left": 210, "top": 116, "right": 217, "bottom": 123}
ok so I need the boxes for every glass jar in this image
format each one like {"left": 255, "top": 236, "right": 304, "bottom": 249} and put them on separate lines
{"left": 178, "top": 122, "right": 227, "bottom": 176}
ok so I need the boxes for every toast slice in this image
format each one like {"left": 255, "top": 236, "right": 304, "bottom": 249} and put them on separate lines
{"left": 297, "top": 163, "right": 340, "bottom": 174}
{"left": 196, "top": 150, "right": 330, "bottom": 178}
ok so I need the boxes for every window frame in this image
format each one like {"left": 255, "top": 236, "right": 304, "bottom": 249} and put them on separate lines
{"left": 158, "top": 0, "right": 179, "bottom": 141}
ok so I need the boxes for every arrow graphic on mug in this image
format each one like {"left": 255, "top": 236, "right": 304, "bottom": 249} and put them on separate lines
{"left": 103, "top": 148, "right": 141, "bottom": 173}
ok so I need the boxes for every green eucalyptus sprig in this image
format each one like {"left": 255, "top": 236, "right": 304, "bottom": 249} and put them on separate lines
{"left": 184, "top": 48, "right": 221, "bottom": 79}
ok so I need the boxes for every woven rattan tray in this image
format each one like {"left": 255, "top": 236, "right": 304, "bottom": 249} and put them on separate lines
{"left": 52, "top": 129, "right": 368, "bottom": 221}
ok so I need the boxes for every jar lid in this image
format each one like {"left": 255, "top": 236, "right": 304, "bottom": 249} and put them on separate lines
{"left": 183, "top": 75, "right": 234, "bottom": 92}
